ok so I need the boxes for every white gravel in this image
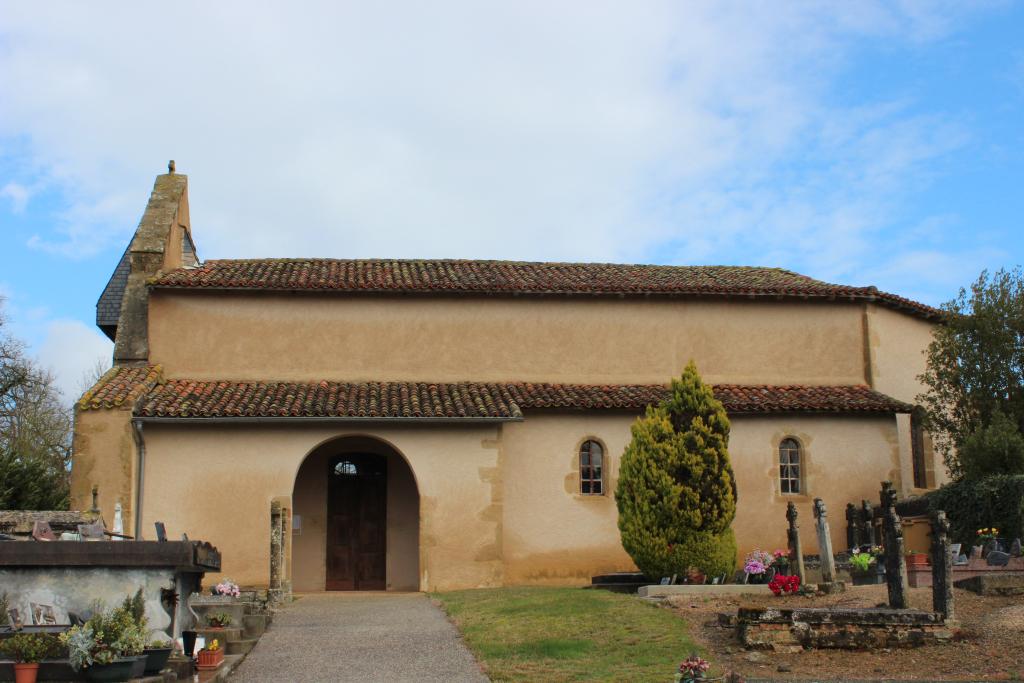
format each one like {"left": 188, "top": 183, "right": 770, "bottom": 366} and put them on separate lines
{"left": 231, "top": 593, "right": 489, "bottom": 682}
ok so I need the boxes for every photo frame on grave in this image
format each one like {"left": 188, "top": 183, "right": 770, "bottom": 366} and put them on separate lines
{"left": 154, "top": 521, "right": 167, "bottom": 542}
{"left": 7, "top": 608, "right": 22, "bottom": 629}
{"left": 32, "top": 520, "right": 56, "bottom": 541}
{"left": 659, "top": 577, "right": 671, "bottom": 585}
{"left": 77, "top": 522, "right": 104, "bottom": 540}
{"left": 30, "top": 603, "right": 56, "bottom": 626}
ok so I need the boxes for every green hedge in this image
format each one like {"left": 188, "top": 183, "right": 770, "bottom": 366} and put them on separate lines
{"left": 923, "top": 475, "right": 1024, "bottom": 546}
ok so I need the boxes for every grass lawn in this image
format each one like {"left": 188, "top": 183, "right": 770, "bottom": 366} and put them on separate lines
{"left": 432, "top": 586, "right": 700, "bottom": 682}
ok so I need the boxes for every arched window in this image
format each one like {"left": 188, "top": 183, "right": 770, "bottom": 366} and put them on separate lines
{"left": 579, "top": 440, "right": 604, "bottom": 495}
{"left": 779, "top": 438, "right": 802, "bottom": 494}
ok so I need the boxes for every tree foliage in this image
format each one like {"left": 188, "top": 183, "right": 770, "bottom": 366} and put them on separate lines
{"left": 616, "top": 362, "right": 737, "bottom": 578}
{"left": 917, "top": 268, "right": 1024, "bottom": 479}
{"left": 0, "top": 304, "right": 72, "bottom": 510}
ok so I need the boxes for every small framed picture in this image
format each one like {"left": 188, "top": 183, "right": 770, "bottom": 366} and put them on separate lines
{"left": 30, "top": 603, "right": 56, "bottom": 625}
{"left": 7, "top": 607, "right": 22, "bottom": 629}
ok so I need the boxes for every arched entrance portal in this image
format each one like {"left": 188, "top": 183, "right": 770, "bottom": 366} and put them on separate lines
{"left": 291, "top": 436, "right": 420, "bottom": 592}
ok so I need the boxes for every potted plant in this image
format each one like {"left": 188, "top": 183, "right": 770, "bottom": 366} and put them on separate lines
{"left": 905, "top": 550, "right": 929, "bottom": 567}
{"left": 60, "top": 604, "right": 148, "bottom": 683}
{"left": 142, "top": 638, "right": 174, "bottom": 676}
{"left": 977, "top": 527, "right": 1001, "bottom": 555}
{"left": 771, "top": 549, "right": 791, "bottom": 576}
{"left": 196, "top": 639, "right": 224, "bottom": 670}
{"left": 743, "top": 549, "right": 775, "bottom": 584}
{"left": 206, "top": 612, "right": 233, "bottom": 628}
{"left": 212, "top": 578, "right": 241, "bottom": 597}
{"left": 0, "top": 632, "right": 61, "bottom": 683}
{"left": 849, "top": 547, "right": 885, "bottom": 585}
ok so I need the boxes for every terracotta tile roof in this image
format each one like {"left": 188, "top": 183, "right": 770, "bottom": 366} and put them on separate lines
{"left": 76, "top": 364, "right": 163, "bottom": 411}
{"left": 119, "top": 375, "right": 911, "bottom": 419}
{"left": 151, "top": 259, "right": 940, "bottom": 320}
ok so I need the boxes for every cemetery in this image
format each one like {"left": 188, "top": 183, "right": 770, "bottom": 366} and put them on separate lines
{"left": 0, "top": 494, "right": 276, "bottom": 682}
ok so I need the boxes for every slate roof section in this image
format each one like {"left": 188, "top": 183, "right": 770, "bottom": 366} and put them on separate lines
{"left": 102, "top": 374, "right": 913, "bottom": 419}
{"left": 95, "top": 246, "right": 131, "bottom": 340}
{"left": 151, "top": 259, "right": 940, "bottom": 320}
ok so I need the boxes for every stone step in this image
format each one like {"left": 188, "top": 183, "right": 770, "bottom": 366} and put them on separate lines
{"left": 226, "top": 638, "right": 258, "bottom": 656}
{"left": 195, "top": 626, "right": 243, "bottom": 643}
{"left": 243, "top": 613, "right": 269, "bottom": 638}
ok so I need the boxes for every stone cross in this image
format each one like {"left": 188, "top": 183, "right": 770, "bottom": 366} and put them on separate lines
{"left": 880, "top": 481, "right": 909, "bottom": 609}
{"left": 813, "top": 498, "right": 838, "bottom": 584}
{"left": 930, "top": 510, "right": 954, "bottom": 621}
{"left": 860, "top": 500, "right": 876, "bottom": 546}
{"left": 845, "top": 503, "right": 861, "bottom": 550}
{"left": 786, "top": 502, "right": 806, "bottom": 583}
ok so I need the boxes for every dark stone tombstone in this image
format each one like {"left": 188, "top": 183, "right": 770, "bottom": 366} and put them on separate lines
{"left": 845, "top": 503, "right": 861, "bottom": 550}
{"left": 930, "top": 510, "right": 954, "bottom": 621}
{"left": 987, "top": 551, "right": 1011, "bottom": 567}
{"left": 154, "top": 521, "right": 167, "bottom": 542}
{"left": 1011, "top": 538, "right": 1022, "bottom": 557}
{"left": 31, "top": 521, "right": 56, "bottom": 541}
{"left": 880, "top": 481, "right": 909, "bottom": 609}
{"left": 983, "top": 538, "right": 1001, "bottom": 556}
{"left": 860, "top": 500, "right": 876, "bottom": 546}
{"left": 786, "top": 502, "right": 806, "bottom": 584}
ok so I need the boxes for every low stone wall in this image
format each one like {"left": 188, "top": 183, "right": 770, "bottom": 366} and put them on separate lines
{"left": 737, "top": 607, "right": 954, "bottom": 651}
{"left": 954, "top": 574, "right": 1024, "bottom": 596}
{"left": 907, "top": 560, "right": 1024, "bottom": 588}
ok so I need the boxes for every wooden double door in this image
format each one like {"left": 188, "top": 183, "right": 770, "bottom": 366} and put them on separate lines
{"left": 326, "top": 454, "right": 387, "bottom": 591}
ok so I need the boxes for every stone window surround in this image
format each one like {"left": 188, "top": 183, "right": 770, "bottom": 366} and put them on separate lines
{"left": 778, "top": 435, "right": 805, "bottom": 496}
{"left": 577, "top": 437, "right": 606, "bottom": 496}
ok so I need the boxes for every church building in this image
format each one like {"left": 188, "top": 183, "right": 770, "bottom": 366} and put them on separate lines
{"left": 71, "top": 168, "right": 944, "bottom": 592}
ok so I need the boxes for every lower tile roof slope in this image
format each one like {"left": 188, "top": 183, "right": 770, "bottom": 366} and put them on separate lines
{"left": 79, "top": 367, "right": 913, "bottom": 419}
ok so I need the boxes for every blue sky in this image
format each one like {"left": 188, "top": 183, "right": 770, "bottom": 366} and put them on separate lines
{"left": 1, "top": 2, "right": 1022, "bottom": 400}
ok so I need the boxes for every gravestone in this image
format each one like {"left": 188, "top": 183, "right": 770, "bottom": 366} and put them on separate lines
{"left": 269, "top": 501, "right": 284, "bottom": 603}
{"left": 813, "top": 498, "right": 844, "bottom": 593}
{"left": 969, "top": 545, "right": 983, "bottom": 561}
{"left": 31, "top": 521, "right": 56, "bottom": 541}
{"left": 786, "top": 502, "right": 806, "bottom": 583}
{"left": 983, "top": 538, "right": 1001, "bottom": 556}
{"left": 860, "top": 500, "right": 876, "bottom": 546}
{"left": 986, "top": 551, "right": 1011, "bottom": 567}
{"left": 930, "top": 510, "right": 954, "bottom": 621}
{"left": 1011, "top": 538, "right": 1022, "bottom": 557}
{"left": 880, "top": 481, "right": 909, "bottom": 609}
{"left": 845, "top": 503, "right": 861, "bottom": 550}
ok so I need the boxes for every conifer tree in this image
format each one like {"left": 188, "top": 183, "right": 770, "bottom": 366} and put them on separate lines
{"left": 616, "top": 361, "right": 738, "bottom": 578}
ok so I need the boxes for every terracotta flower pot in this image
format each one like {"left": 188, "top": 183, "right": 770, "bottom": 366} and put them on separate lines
{"left": 196, "top": 648, "right": 224, "bottom": 671}
{"left": 905, "top": 553, "right": 929, "bottom": 567}
{"left": 13, "top": 662, "right": 40, "bottom": 683}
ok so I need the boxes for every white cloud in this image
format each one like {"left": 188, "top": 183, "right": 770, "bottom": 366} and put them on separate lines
{"left": 0, "top": 1, "right": 1000, "bottom": 295}
{"left": 35, "top": 320, "right": 112, "bottom": 402}
{"left": 0, "top": 182, "right": 30, "bottom": 213}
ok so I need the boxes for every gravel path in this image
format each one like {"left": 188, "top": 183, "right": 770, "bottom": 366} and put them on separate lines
{"left": 231, "top": 593, "right": 488, "bottom": 682}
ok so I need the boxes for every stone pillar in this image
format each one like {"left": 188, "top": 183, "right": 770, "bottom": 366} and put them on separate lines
{"left": 860, "top": 500, "right": 876, "bottom": 546}
{"left": 880, "top": 481, "right": 909, "bottom": 609}
{"left": 269, "top": 501, "right": 283, "bottom": 603}
{"left": 930, "top": 510, "right": 955, "bottom": 622}
{"left": 813, "top": 498, "right": 843, "bottom": 592}
{"left": 846, "top": 503, "right": 861, "bottom": 550}
{"left": 786, "top": 502, "right": 806, "bottom": 584}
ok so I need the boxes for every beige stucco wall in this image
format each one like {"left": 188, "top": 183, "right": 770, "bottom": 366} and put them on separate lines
{"left": 291, "top": 438, "right": 418, "bottom": 592}
{"left": 499, "top": 412, "right": 902, "bottom": 584}
{"left": 137, "top": 423, "right": 502, "bottom": 591}
{"left": 69, "top": 409, "right": 138, "bottom": 533}
{"left": 865, "top": 304, "right": 947, "bottom": 490}
{"left": 147, "top": 293, "right": 868, "bottom": 386}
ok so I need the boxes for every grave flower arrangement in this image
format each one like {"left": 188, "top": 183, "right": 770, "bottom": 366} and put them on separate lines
{"left": 214, "top": 578, "right": 241, "bottom": 597}
{"left": 206, "top": 611, "right": 233, "bottom": 628}
{"left": 976, "top": 527, "right": 999, "bottom": 544}
{"left": 768, "top": 574, "right": 800, "bottom": 595}
{"left": 744, "top": 549, "right": 777, "bottom": 583}
{"left": 674, "top": 654, "right": 711, "bottom": 682}
{"left": 197, "top": 638, "right": 225, "bottom": 670}
{"left": 60, "top": 603, "right": 147, "bottom": 671}
{"left": 849, "top": 547, "right": 876, "bottom": 574}
{"left": 771, "top": 549, "right": 790, "bottom": 573}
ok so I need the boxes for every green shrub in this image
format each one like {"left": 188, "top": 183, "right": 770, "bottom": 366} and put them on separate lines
{"left": 959, "top": 411, "right": 1024, "bottom": 480}
{"left": 923, "top": 474, "right": 1024, "bottom": 546}
{"left": 0, "top": 632, "right": 61, "bottom": 663}
{"left": 616, "top": 362, "right": 738, "bottom": 578}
